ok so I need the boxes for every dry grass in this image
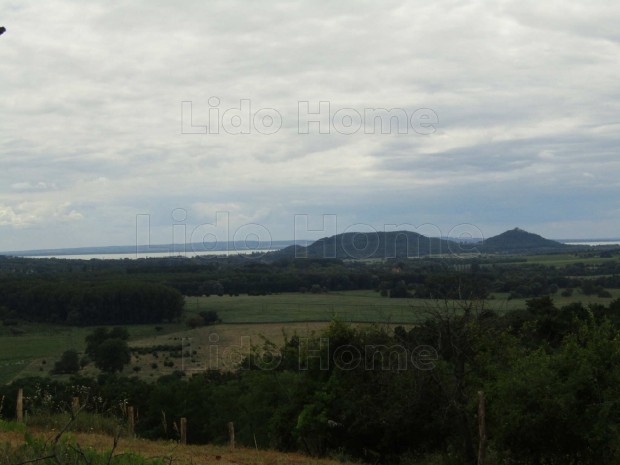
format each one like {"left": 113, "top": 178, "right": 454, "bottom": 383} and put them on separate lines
{"left": 129, "top": 322, "right": 331, "bottom": 374}
{"left": 0, "top": 429, "right": 347, "bottom": 465}
{"left": 129, "top": 321, "right": 409, "bottom": 375}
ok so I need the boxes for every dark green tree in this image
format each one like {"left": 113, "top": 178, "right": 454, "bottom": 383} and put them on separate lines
{"left": 85, "top": 327, "right": 131, "bottom": 373}
{"left": 198, "top": 310, "right": 220, "bottom": 325}
{"left": 52, "top": 349, "right": 80, "bottom": 374}
{"left": 94, "top": 338, "right": 131, "bottom": 373}
{"left": 490, "top": 318, "right": 620, "bottom": 464}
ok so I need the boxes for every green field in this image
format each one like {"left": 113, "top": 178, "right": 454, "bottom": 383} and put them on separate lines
{"left": 510, "top": 253, "right": 618, "bottom": 266}
{"left": 2, "top": 288, "right": 619, "bottom": 384}
{"left": 185, "top": 290, "right": 427, "bottom": 324}
{"left": 0, "top": 323, "right": 186, "bottom": 384}
{"left": 0, "top": 291, "right": 450, "bottom": 383}
{"left": 187, "top": 289, "right": 620, "bottom": 323}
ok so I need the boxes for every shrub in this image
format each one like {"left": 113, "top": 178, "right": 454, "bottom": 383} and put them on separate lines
{"left": 52, "top": 350, "right": 80, "bottom": 375}
{"left": 198, "top": 310, "right": 221, "bottom": 325}
{"left": 186, "top": 317, "right": 203, "bottom": 329}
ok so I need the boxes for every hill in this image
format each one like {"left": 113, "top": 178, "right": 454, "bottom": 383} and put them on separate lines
{"left": 267, "top": 227, "right": 581, "bottom": 260}
{"left": 268, "top": 230, "right": 460, "bottom": 260}
{"left": 480, "top": 227, "right": 570, "bottom": 253}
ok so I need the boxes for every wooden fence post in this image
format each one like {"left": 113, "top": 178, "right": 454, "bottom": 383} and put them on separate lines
{"left": 180, "top": 417, "right": 187, "bottom": 445}
{"left": 228, "top": 421, "right": 235, "bottom": 449}
{"left": 478, "top": 390, "right": 487, "bottom": 465}
{"left": 127, "top": 406, "right": 135, "bottom": 436}
{"left": 16, "top": 388, "right": 23, "bottom": 423}
{"left": 72, "top": 397, "right": 80, "bottom": 416}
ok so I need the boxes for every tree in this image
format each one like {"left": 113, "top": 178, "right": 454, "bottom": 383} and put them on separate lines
{"left": 409, "top": 298, "right": 495, "bottom": 465}
{"left": 52, "top": 349, "right": 80, "bottom": 374}
{"left": 86, "top": 327, "right": 129, "bottom": 356}
{"left": 490, "top": 318, "right": 620, "bottom": 464}
{"left": 94, "top": 338, "right": 131, "bottom": 373}
{"left": 199, "top": 310, "right": 221, "bottom": 325}
{"left": 85, "top": 327, "right": 131, "bottom": 373}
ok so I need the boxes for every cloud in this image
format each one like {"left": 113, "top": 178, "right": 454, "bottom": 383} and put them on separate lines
{"left": 0, "top": 0, "right": 619, "bottom": 249}
{"left": 0, "top": 201, "right": 83, "bottom": 228}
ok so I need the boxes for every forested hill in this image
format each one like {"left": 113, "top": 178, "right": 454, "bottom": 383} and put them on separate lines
{"left": 269, "top": 230, "right": 462, "bottom": 260}
{"left": 268, "top": 228, "right": 576, "bottom": 259}
{"left": 479, "top": 227, "right": 570, "bottom": 253}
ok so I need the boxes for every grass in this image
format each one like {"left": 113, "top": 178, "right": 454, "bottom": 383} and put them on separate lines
{"left": 0, "top": 428, "right": 167, "bottom": 464}
{"left": 0, "top": 324, "right": 186, "bottom": 385}
{"left": 23, "top": 412, "right": 123, "bottom": 437}
{"left": 129, "top": 321, "right": 333, "bottom": 372}
{"left": 0, "top": 327, "right": 85, "bottom": 385}
{"left": 0, "top": 288, "right": 426, "bottom": 381}
{"left": 3, "top": 287, "right": 619, "bottom": 383}
{"left": 488, "top": 288, "right": 620, "bottom": 312}
{"left": 0, "top": 426, "right": 352, "bottom": 465}
{"left": 506, "top": 253, "right": 620, "bottom": 267}
{"left": 187, "top": 288, "right": 620, "bottom": 323}
{"left": 185, "top": 290, "right": 430, "bottom": 324}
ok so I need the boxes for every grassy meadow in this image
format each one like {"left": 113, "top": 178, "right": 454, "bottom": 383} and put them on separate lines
{"left": 2, "top": 287, "right": 619, "bottom": 384}
{"left": 0, "top": 426, "right": 351, "bottom": 465}
{"left": 185, "top": 288, "right": 620, "bottom": 322}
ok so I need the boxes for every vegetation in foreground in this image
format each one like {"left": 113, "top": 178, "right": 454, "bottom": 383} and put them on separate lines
{"left": 3, "top": 296, "right": 620, "bottom": 464}
{"left": 0, "top": 422, "right": 347, "bottom": 465}
{"left": 0, "top": 429, "right": 165, "bottom": 465}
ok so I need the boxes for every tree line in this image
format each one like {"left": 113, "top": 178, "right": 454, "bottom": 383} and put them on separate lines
{"left": 0, "top": 279, "right": 183, "bottom": 325}
{"left": 2, "top": 253, "right": 620, "bottom": 303}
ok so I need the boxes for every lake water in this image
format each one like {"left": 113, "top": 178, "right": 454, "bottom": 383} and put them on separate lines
{"left": 562, "top": 241, "right": 620, "bottom": 246}
{"left": 27, "top": 249, "right": 279, "bottom": 260}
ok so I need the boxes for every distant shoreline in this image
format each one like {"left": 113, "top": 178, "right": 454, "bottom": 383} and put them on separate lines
{"left": 2, "top": 236, "right": 619, "bottom": 260}
{"left": 560, "top": 240, "right": 620, "bottom": 246}
{"left": 20, "top": 249, "right": 280, "bottom": 260}
{"left": 0, "top": 240, "right": 299, "bottom": 258}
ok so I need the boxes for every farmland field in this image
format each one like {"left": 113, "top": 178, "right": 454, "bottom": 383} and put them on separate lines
{"left": 508, "top": 253, "right": 618, "bottom": 266}
{"left": 185, "top": 290, "right": 424, "bottom": 324}
{"left": 186, "top": 289, "right": 620, "bottom": 322}
{"left": 0, "top": 324, "right": 185, "bottom": 384}
{"left": 2, "top": 288, "right": 619, "bottom": 384}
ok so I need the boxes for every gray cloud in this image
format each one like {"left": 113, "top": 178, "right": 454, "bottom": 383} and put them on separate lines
{"left": 0, "top": 0, "right": 619, "bottom": 250}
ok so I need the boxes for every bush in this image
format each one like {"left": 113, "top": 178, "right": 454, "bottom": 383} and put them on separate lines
{"left": 186, "top": 317, "right": 203, "bottom": 329}
{"left": 52, "top": 350, "right": 80, "bottom": 375}
{"left": 198, "top": 310, "right": 221, "bottom": 325}
{"left": 85, "top": 328, "right": 131, "bottom": 373}
{"left": 94, "top": 338, "right": 131, "bottom": 373}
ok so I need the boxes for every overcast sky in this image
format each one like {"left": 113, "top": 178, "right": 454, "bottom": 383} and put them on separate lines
{"left": 1, "top": 0, "right": 619, "bottom": 251}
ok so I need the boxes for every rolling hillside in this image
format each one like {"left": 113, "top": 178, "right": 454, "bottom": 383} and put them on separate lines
{"left": 480, "top": 227, "right": 571, "bottom": 253}
{"left": 268, "top": 228, "right": 578, "bottom": 259}
{"left": 270, "top": 230, "right": 458, "bottom": 260}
